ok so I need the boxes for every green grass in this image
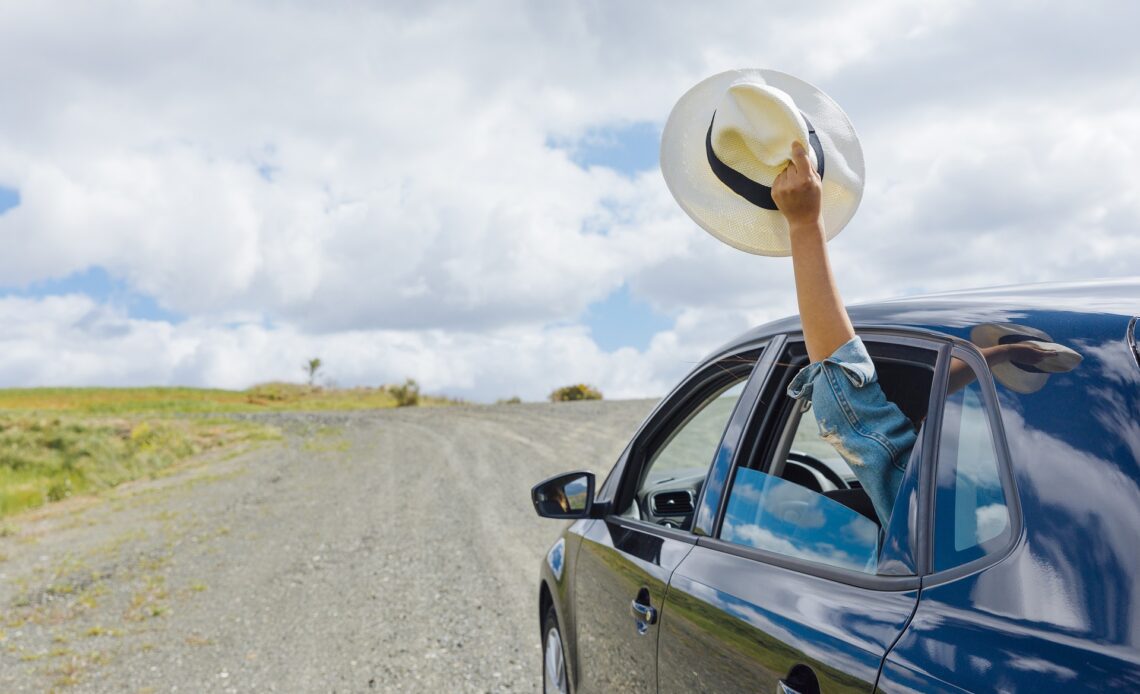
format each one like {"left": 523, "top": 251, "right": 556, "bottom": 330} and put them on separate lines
{"left": 0, "top": 414, "right": 276, "bottom": 518}
{"left": 0, "top": 383, "right": 464, "bottom": 520}
{"left": 0, "top": 383, "right": 461, "bottom": 415}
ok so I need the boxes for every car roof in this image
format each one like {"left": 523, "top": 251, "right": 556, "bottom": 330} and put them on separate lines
{"left": 718, "top": 277, "right": 1140, "bottom": 356}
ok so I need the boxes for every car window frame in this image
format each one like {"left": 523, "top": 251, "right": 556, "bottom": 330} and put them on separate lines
{"left": 1128, "top": 316, "right": 1139, "bottom": 371}
{"left": 696, "top": 329, "right": 954, "bottom": 592}
{"left": 920, "top": 342, "right": 1024, "bottom": 586}
{"left": 691, "top": 335, "right": 785, "bottom": 536}
{"left": 601, "top": 339, "right": 771, "bottom": 543}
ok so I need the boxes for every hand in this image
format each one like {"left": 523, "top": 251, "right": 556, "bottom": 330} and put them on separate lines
{"left": 1004, "top": 342, "right": 1053, "bottom": 366}
{"left": 772, "top": 140, "right": 822, "bottom": 229}
{"left": 980, "top": 342, "right": 1052, "bottom": 367}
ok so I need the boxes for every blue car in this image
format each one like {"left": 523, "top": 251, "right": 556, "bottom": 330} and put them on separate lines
{"left": 531, "top": 279, "right": 1140, "bottom": 693}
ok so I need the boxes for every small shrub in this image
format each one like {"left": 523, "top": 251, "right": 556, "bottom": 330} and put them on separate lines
{"left": 46, "top": 478, "right": 73, "bottom": 502}
{"left": 496, "top": 396, "right": 522, "bottom": 405}
{"left": 549, "top": 384, "right": 603, "bottom": 402}
{"left": 389, "top": 379, "right": 420, "bottom": 407}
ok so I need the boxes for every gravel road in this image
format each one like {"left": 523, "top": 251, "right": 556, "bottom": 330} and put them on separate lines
{"left": 0, "top": 400, "right": 656, "bottom": 692}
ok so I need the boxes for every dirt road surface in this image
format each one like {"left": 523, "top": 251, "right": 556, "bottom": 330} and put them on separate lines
{"left": 0, "top": 400, "right": 656, "bottom": 692}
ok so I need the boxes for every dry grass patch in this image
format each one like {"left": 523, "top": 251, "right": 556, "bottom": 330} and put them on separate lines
{"left": 0, "top": 384, "right": 462, "bottom": 415}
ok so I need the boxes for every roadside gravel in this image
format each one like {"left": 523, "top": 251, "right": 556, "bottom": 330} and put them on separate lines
{"left": 0, "top": 399, "right": 656, "bottom": 692}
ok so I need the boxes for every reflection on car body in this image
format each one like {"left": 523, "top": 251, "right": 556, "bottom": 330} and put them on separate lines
{"left": 531, "top": 280, "right": 1140, "bottom": 693}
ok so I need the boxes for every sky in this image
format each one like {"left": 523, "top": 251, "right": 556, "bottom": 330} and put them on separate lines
{"left": 1, "top": 0, "right": 1138, "bottom": 401}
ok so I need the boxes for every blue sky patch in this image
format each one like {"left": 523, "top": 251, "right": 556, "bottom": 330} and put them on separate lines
{"left": 0, "top": 266, "right": 184, "bottom": 323}
{"left": 552, "top": 121, "right": 661, "bottom": 176}
{"left": 0, "top": 186, "right": 20, "bottom": 215}
{"left": 583, "top": 284, "right": 672, "bottom": 352}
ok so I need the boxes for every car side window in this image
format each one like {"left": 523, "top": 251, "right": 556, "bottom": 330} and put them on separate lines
{"left": 644, "top": 381, "right": 746, "bottom": 479}
{"left": 933, "top": 357, "right": 1012, "bottom": 571}
{"left": 619, "top": 354, "right": 756, "bottom": 531}
{"left": 718, "top": 339, "right": 935, "bottom": 576}
{"left": 720, "top": 405, "right": 885, "bottom": 574}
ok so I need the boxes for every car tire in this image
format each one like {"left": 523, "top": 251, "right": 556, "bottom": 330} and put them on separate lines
{"left": 543, "top": 604, "right": 570, "bottom": 694}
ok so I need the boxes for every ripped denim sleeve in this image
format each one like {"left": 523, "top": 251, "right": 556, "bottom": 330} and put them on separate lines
{"left": 787, "top": 337, "right": 917, "bottom": 527}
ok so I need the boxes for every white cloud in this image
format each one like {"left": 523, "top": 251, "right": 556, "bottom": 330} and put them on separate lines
{"left": 0, "top": 293, "right": 705, "bottom": 400}
{"left": 0, "top": 0, "right": 1137, "bottom": 398}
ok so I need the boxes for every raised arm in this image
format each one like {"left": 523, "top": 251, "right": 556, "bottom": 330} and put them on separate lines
{"left": 947, "top": 342, "right": 1054, "bottom": 394}
{"left": 772, "top": 141, "right": 855, "bottom": 363}
{"left": 774, "top": 144, "right": 916, "bottom": 527}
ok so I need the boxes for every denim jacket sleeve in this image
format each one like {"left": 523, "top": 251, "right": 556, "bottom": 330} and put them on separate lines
{"left": 787, "top": 337, "right": 917, "bottom": 527}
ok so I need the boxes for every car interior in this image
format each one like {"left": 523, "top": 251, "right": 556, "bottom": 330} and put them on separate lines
{"left": 761, "top": 347, "right": 936, "bottom": 528}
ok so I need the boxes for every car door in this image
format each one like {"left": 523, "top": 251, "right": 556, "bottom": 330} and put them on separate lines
{"left": 878, "top": 343, "right": 1140, "bottom": 692}
{"left": 570, "top": 342, "right": 772, "bottom": 694}
{"left": 657, "top": 334, "right": 943, "bottom": 693}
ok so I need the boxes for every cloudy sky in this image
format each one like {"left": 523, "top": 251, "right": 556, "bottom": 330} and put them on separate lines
{"left": 1, "top": 0, "right": 1138, "bottom": 401}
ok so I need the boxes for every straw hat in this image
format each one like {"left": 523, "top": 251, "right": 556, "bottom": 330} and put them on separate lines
{"left": 970, "top": 323, "right": 1083, "bottom": 394}
{"left": 660, "top": 69, "right": 865, "bottom": 256}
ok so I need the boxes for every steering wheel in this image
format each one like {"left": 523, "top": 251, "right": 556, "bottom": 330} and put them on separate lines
{"left": 772, "top": 499, "right": 813, "bottom": 525}
{"left": 787, "top": 451, "right": 849, "bottom": 490}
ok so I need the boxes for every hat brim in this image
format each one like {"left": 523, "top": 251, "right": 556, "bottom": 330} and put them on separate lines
{"left": 970, "top": 323, "right": 1055, "bottom": 394}
{"left": 660, "top": 69, "right": 865, "bottom": 256}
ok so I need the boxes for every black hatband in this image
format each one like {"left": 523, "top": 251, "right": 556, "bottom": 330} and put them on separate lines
{"left": 705, "top": 112, "right": 825, "bottom": 210}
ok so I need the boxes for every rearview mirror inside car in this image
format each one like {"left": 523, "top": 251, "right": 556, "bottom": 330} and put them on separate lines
{"left": 531, "top": 471, "right": 595, "bottom": 519}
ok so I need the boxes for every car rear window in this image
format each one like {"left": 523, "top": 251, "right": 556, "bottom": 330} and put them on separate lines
{"left": 933, "top": 353, "right": 1013, "bottom": 571}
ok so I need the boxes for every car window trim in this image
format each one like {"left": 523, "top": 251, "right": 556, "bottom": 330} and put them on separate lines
{"left": 705, "top": 337, "right": 797, "bottom": 538}
{"left": 915, "top": 341, "right": 952, "bottom": 576}
{"left": 704, "top": 328, "right": 949, "bottom": 591}
{"left": 693, "top": 335, "right": 785, "bottom": 536}
{"left": 695, "top": 535, "right": 921, "bottom": 591}
{"left": 1128, "top": 316, "right": 1140, "bottom": 371}
{"left": 921, "top": 342, "right": 1025, "bottom": 587}
{"left": 602, "top": 514, "right": 702, "bottom": 546}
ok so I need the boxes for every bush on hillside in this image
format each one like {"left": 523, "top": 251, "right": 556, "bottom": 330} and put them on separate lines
{"left": 389, "top": 379, "right": 421, "bottom": 407}
{"left": 549, "top": 384, "right": 603, "bottom": 402}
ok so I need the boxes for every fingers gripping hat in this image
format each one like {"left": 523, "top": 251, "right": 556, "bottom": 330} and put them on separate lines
{"left": 660, "top": 69, "right": 865, "bottom": 256}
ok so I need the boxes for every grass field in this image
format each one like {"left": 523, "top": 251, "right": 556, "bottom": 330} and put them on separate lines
{"left": 0, "top": 383, "right": 461, "bottom": 519}
{"left": 0, "top": 414, "right": 276, "bottom": 518}
{"left": 0, "top": 382, "right": 462, "bottom": 415}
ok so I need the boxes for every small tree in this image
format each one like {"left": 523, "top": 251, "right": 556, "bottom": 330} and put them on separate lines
{"left": 304, "top": 358, "right": 323, "bottom": 386}
{"left": 549, "top": 384, "right": 603, "bottom": 402}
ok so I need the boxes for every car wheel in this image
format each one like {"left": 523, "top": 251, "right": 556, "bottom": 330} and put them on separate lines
{"left": 543, "top": 605, "right": 569, "bottom": 694}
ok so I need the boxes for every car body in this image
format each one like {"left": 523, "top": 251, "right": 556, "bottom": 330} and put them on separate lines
{"left": 532, "top": 279, "right": 1140, "bottom": 693}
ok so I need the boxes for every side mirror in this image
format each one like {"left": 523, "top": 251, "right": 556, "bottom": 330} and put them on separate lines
{"left": 531, "top": 471, "right": 595, "bottom": 519}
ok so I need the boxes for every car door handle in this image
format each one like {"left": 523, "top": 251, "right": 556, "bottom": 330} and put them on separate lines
{"left": 630, "top": 599, "right": 658, "bottom": 625}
